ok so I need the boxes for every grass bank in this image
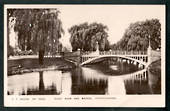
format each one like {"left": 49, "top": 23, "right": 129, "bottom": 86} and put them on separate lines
{"left": 8, "top": 57, "right": 76, "bottom": 76}
{"left": 148, "top": 59, "right": 161, "bottom": 76}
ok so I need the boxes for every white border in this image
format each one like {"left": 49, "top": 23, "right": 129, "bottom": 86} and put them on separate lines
{"left": 4, "top": 4, "right": 166, "bottom": 107}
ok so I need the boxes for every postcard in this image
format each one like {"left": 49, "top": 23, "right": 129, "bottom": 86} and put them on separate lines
{"left": 4, "top": 5, "right": 165, "bottom": 107}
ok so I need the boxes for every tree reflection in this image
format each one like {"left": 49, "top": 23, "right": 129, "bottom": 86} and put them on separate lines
{"left": 39, "top": 71, "right": 45, "bottom": 91}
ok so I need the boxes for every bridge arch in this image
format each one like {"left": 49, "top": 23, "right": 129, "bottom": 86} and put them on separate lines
{"left": 81, "top": 55, "right": 147, "bottom": 66}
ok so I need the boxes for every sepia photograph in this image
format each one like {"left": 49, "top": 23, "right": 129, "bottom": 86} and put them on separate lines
{"left": 4, "top": 5, "right": 165, "bottom": 107}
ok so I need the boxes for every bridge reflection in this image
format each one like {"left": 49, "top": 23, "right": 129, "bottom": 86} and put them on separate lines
{"left": 81, "top": 67, "right": 148, "bottom": 95}
{"left": 121, "top": 69, "right": 148, "bottom": 81}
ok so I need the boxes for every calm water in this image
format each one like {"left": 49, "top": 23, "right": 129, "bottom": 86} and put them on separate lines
{"left": 8, "top": 61, "right": 161, "bottom": 95}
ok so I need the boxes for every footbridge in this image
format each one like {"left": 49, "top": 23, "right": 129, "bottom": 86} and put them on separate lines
{"left": 81, "top": 51, "right": 148, "bottom": 67}
{"left": 63, "top": 44, "right": 160, "bottom": 67}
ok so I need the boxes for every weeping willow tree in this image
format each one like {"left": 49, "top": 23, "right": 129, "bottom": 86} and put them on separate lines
{"left": 8, "top": 9, "right": 64, "bottom": 65}
{"left": 68, "top": 22, "right": 110, "bottom": 51}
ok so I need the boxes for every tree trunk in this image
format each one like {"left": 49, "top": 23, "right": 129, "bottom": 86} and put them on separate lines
{"left": 39, "top": 49, "right": 44, "bottom": 65}
{"left": 26, "top": 32, "right": 31, "bottom": 50}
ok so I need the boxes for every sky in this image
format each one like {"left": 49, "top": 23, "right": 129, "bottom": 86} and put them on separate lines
{"left": 56, "top": 5, "right": 165, "bottom": 49}
{"left": 8, "top": 5, "right": 165, "bottom": 49}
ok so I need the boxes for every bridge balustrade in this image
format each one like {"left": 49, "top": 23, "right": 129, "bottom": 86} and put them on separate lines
{"left": 81, "top": 51, "right": 94, "bottom": 55}
{"left": 79, "top": 50, "right": 148, "bottom": 66}
{"left": 44, "top": 52, "right": 62, "bottom": 58}
{"left": 82, "top": 50, "right": 147, "bottom": 56}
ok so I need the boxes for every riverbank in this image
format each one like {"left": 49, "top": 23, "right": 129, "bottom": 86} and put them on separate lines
{"left": 8, "top": 57, "right": 76, "bottom": 76}
{"left": 147, "top": 59, "right": 161, "bottom": 94}
{"left": 148, "top": 59, "right": 161, "bottom": 76}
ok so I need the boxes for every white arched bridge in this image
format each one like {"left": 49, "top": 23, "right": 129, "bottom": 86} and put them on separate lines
{"left": 80, "top": 50, "right": 148, "bottom": 67}
{"left": 63, "top": 45, "right": 160, "bottom": 68}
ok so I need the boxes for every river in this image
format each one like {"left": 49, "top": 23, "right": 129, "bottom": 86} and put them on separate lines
{"left": 7, "top": 60, "right": 161, "bottom": 95}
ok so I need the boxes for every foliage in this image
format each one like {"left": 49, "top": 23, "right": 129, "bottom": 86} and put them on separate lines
{"left": 111, "top": 19, "right": 161, "bottom": 51}
{"left": 62, "top": 46, "right": 70, "bottom": 52}
{"left": 8, "top": 45, "right": 14, "bottom": 57}
{"left": 8, "top": 9, "right": 64, "bottom": 54}
{"left": 68, "top": 22, "right": 110, "bottom": 51}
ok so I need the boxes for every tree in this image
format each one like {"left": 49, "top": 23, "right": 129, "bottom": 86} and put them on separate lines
{"left": 7, "top": 9, "right": 16, "bottom": 57}
{"left": 111, "top": 19, "right": 161, "bottom": 51}
{"left": 69, "top": 22, "right": 110, "bottom": 51}
{"left": 8, "top": 9, "right": 64, "bottom": 64}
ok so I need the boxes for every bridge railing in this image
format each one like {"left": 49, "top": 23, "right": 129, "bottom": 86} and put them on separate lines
{"left": 82, "top": 50, "right": 147, "bottom": 56}
{"left": 101, "top": 51, "right": 147, "bottom": 55}
{"left": 81, "top": 51, "right": 95, "bottom": 55}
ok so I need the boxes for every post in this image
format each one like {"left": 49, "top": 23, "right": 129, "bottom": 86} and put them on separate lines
{"left": 109, "top": 49, "right": 112, "bottom": 55}
{"left": 77, "top": 48, "right": 81, "bottom": 66}
{"left": 95, "top": 41, "right": 100, "bottom": 55}
{"left": 147, "top": 35, "right": 152, "bottom": 66}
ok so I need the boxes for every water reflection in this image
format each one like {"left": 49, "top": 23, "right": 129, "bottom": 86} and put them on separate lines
{"left": 107, "top": 77, "right": 126, "bottom": 95}
{"left": 148, "top": 70, "right": 161, "bottom": 94}
{"left": 61, "top": 72, "right": 72, "bottom": 95}
{"left": 39, "top": 71, "right": 44, "bottom": 91}
{"left": 85, "top": 58, "right": 142, "bottom": 76}
{"left": 71, "top": 67, "right": 108, "bottom": 94}
{"left": 8, "top": 64, "right": 161, "bottom": 95}
{"left": 123, "top": 70, "right": 151, "bottom": 94}
{"left": 8, "top": 72, "right": 39, "bottom": 95}
{"left": 8, "top": 71, "right": 62, "bottom": 95}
